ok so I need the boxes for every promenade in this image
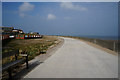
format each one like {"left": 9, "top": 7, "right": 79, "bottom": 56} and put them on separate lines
{"left": 24, "top": 37, "right": 118, "bottom": 78}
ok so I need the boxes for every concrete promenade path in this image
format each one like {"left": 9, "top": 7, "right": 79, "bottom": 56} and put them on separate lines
{"left": 24, "top": 37, "right": 118, "bottom": 78}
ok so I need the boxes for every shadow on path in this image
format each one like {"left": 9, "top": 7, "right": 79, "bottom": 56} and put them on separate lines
{"left": 13, "top": 60, "right": 43, "bottom": 80}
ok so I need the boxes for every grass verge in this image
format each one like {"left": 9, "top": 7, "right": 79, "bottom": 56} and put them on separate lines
{"left": 2, "top": 35, "right": 59, "bottom": 64}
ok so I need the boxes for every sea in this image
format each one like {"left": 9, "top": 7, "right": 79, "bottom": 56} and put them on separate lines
{"left": 58, "top": 35, "right": 119, "bottom": 40}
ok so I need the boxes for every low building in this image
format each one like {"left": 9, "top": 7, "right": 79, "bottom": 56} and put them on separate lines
{"left": 0, "top": 27, "right": 14, "bottom": 40}
{"left": 15, "top": 34, "right": 42, "bottom": 39}
{"left": 0, "top": 26, "right": 42, "bottom": 40}
{"left": 12, "top": 29, "right": 24, "bottom": 34}
{"left": 19, "top": 30, "right": 24, "bottom": 34}
{"left": 16, "top": 34, "right": 25, "bottom": 39}
{"left": 29, "top": 32, "right": 39, "bottom": 35}
{"left": 1, "top": 27, "right": 14, "bottom": 35}
{"left": 1, "top": 34, "right": 9, "bottom": 40}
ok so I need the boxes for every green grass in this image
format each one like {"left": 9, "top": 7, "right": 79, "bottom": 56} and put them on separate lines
{"left": 2, "top": 36, "right": 58, "bottom": 64}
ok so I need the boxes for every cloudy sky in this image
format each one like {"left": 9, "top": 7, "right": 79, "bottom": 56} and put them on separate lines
{"left": 2, "top": 2, "right": 118, "bottom": 36}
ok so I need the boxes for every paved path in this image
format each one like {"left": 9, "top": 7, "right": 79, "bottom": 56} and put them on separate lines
{"left": 24, "top": 37, "right": 118, "bottom": 78}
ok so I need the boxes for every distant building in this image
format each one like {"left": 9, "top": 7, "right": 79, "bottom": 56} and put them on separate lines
{"left": 0, "top": 27, "right": 24, "bottom": 40}
{"left": 29, "top": 32, "right": 39, "bottom": 35}
{"left": 12, "top": 29, "right": 24, "bottom": 34}
{"left": 0, "top": 26, "right": 42, "bottom": 40}
{"left": 1, "top": 27, "right": 24, "bottom": 35}
{"left": 19, "top": 30, "right": 24, "bottom": 34}
{"left": 1, "top": 27, "right": 14, "bottom": 35}
{"left": 0, "top": 27, "right": 14, "bottom": 40}
{"left": 16, "top": 34, "right": 42, "bottom": 39}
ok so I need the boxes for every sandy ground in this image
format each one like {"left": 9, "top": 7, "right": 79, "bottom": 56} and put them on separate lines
{"left": 24, "top": 37, "right": 118, "bottom": 78}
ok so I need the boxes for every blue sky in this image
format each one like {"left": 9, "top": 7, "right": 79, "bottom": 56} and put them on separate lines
{"left": 0, "top": 1, "right": 2, "bottom": 26}
{"left": 2, "top": 2, "right": 118, "bottom": 36}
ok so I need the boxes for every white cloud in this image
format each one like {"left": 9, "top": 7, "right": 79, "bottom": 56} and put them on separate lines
{"left": 47, "top": 14, "right": 56, "bottom": 20}
{"left": 19, "top": 2, "right": 34, "bottom": 17}
{"left": 19, "top": 2, "right": 34, "bottom": 12}
{"left": 60, "top": 2, "right": 87, "bottom": 11}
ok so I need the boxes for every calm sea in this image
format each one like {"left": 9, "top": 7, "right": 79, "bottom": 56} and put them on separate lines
{"left": 56, "top": 35, "right": 118, "bottom": 40}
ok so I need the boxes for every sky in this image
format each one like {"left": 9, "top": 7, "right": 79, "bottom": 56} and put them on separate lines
{"left": 1, "top": 0, "right": 120, "bottom": 2}
{"left": 0, "top": 1, "right": 2, "bottom": 26}
{"left": 2, "top": 2, "right": 118, "bottom": 36}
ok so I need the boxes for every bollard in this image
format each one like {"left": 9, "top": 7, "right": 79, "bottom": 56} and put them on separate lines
{"left": 15, "top": 54, "right": 18, "bottom": 60}
{"left": 26, "top": 55, "right": 29, "bottom": 69}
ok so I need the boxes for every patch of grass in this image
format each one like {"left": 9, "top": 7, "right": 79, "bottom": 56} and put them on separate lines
{"left": 2, "top": 36, "right": 58, "bottom": 64}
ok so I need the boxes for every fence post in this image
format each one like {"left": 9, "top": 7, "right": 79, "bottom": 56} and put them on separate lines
{"left": 8, "top": 68, "right": 12, "bottom": 80}
{"left": 26, "top": 55, "right": 29, "bottom": 69}
{"left": 94, "top": 39, "right": 96, "bottom": 44}
{"left": 113, "top": 41, "right": 116, "bottom": 51}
